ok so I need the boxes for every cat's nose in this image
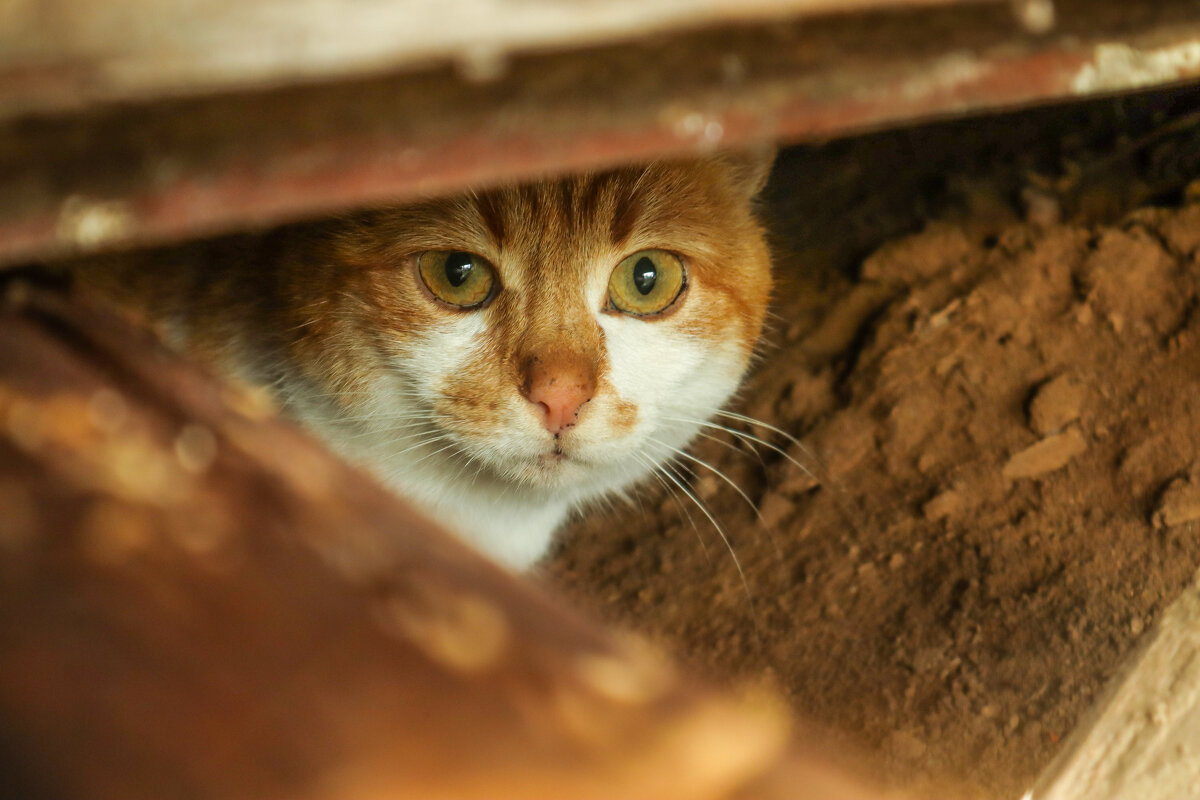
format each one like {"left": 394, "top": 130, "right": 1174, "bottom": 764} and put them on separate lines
{"left": 521, "top": 356, "right": 596, "bottom": 436}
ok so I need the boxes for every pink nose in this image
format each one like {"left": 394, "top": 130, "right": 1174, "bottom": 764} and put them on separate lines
{"left": 522, "top": 357, "right": 595, "bottom": 435}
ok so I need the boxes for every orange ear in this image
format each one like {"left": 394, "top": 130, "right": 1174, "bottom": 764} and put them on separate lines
{"left": 717, "top": 146, "right": 777, "bottom": 199}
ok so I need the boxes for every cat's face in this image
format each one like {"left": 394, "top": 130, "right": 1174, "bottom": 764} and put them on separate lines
{"left": 281, "top": 156, "right": 771, "bottom": 508}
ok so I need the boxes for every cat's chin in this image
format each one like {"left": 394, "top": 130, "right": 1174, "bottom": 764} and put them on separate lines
{"left": 508, "top": 452, "right": 593, "bottom": 488}
{"left": 483, "top": 448, "right": 633, "bottom": 495}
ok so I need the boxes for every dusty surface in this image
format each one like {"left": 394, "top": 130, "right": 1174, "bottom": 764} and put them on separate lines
{"left": 546, "top": 87, "right": 1200, "bottom": 797}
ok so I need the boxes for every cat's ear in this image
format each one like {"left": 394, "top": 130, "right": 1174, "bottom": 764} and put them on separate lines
{"left": 716, "top": 146, "right": 777, "bottom": 199}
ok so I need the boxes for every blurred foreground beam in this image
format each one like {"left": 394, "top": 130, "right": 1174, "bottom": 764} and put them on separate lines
{"left": 3, "top": 0, "right": 1200, "bottom": 265}
{"left": 0, "top": 279, "right": 889, "bottom": 800}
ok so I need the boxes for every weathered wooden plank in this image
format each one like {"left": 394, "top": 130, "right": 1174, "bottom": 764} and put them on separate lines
{"left": 1029, "top": 569, "right": 1200, "bottom": 800}
{"left": 0, "top": 0, "right": 996, "bottom": 118}
{"left": 4, "top": 0, "right": 1200, "bottom": 267}
{"left": 0, "top": 278, "right": 893, "bottom": 800}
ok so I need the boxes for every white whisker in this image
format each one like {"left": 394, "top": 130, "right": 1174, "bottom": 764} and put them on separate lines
{"left": 663, "top": 413, "right": 821, "bottom": 487}
{"left": 329, "top": 410, "right": 437, "bottom": 425}
{"left": 632, "top": 451, "right": 712, "bottom": 564}
{"left": 336, "top": 421, "right": 436, "bottom": 443}
{"left": 693, "top": 429, "right": 767, "bottom": 468}
{"left": 646, "top": 450, "right": 760, "bottom": 632}
{"left": 709, "top": 409, "right": 863, "bottom": 535}
{"left": 714, "top": 409, "right": 825, "bottom": 468}
{"left": 405, "top": 438, "right": 465, "bottom": 469}
{"left": 646, "top": 436, "right": 764, "bottom": 526}
{"left": 378, "top": 432, "right": 456, "bottom": 463}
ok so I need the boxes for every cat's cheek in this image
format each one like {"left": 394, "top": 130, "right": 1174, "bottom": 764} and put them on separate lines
{"left": 405, "top": 314, "right": 485, "bottom": 376}
{"left": 593, "top": 313, "right": 746, "bottom": 450}
{"left": 668, "top": 285, "right": 751, "bottom": 355}
{"left": 598, "top": 317, "right": 696, "bottom": 405}
{"left": 397, "top": 315, "right": 501, "bottom": 424}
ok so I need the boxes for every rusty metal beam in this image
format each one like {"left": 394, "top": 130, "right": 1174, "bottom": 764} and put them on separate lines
{"left": 3, "top": 0, "right": 1200, "bottom": 266}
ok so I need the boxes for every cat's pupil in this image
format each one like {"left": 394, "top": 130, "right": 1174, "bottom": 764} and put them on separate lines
{"left": 633, "top": 257, "right": 657, "bottom": 295}
{"left": 444, "top": 252, "right": 474, "bottom": 287}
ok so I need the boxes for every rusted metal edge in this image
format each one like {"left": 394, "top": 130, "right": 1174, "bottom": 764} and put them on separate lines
{"left": 3, "top": 0, "right": 1200, "bottom": 266}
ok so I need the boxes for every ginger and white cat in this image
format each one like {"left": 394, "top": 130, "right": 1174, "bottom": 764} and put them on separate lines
{"left": 73, "top": 153, "right": 774, "bottom": 568}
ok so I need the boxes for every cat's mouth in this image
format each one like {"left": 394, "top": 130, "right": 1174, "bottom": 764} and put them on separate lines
{"left": 539, "top": 449, "right": 568, "bottom": 464}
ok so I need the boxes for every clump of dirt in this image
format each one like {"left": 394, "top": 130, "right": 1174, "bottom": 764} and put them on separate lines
{"left": 546, "top": 92, "right": 1200, "bottom": 797}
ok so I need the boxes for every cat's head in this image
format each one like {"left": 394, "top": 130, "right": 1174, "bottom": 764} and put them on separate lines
{"left": 281, "top": 154, "right": 773, "bottom": 507}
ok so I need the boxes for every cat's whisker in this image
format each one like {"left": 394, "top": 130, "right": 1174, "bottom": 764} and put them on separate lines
{"left": 710, "top": 409, "right": 866, "bottom": 536}
{"left": 287, "top": 317, "right": 323, "bottom": 333}
{"left": 645, "top": 435, "right": 765, "bottom": 528}
{"left": 660, "top": 411, "right": 862, "bottom": 548}
{"left": 444, "top": 445, "right": 483, "bottom": 490}
{"left": 713, "top": 409, "right": 825, "bottom": 465}
{"left": 377, "top": 432, "right": 456, "bottom": 462}
{"left": 327, "top": 403, "right": 435, "bottom": 417}
{"left": 648, "top": 437, "right": 783, "bottom": 562}
{"left": 588, "top": 490, "right": 621, "bottom": 519}
{"left": 330, "top": 410, "right": 437, "bottom": 425}
{"left": 609, "top": 487, "right": 638, "bottom": 512}
{"left": 643, "top": 449, "right": 760, "bottom": 634}
{"left": 462, "top": 451, "right": 491, "bottom": 490}
{"left": 631, "top": 452, "right": 712, "bottom": 564}
{"left": 693, "top": 429, "right": 768, "bottom": 469}
{"left": 310, "top": 392, "right": 434, "bottom": 406}
{"left": 335, "top": 420, "right": 437, "bottom": 444}
{"left": 304, "top": 385, "right": 433, "bottom": 399}
{"left": 404, "top": 438, "right": 466, "bottom": 470}
{"left": 663, "top": 413, "right": 821, "bottom": 487}
{"left": 712, "top": 410, "right": 856, "bottom": 498}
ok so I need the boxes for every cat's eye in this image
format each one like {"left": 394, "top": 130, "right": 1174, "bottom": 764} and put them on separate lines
{"left": 606, "top": 250, "right": 686, "bottom": 317}
{"left": 417, "top": 250, "right": 497, "bottom": 309}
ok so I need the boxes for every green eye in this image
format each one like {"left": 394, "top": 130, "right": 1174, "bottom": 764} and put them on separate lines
{"left": 607, "top": 250, "right": 686, "bottom": 316}
{"left": 417, "top": 250, "right": 497, "bottom": 309}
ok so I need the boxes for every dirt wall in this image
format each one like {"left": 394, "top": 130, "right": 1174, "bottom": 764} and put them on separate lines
{"left": 548, "top": 85, "right": 1200, "bottom": 798}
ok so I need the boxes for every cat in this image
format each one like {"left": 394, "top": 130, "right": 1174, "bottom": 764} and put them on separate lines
{"left": 69, "top": 152, "right": 774, "bottom": 569}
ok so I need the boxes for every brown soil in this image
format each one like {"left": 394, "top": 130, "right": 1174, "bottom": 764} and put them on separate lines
{"left": 545, "top": 88, "right": 1200, "bottom": 798}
